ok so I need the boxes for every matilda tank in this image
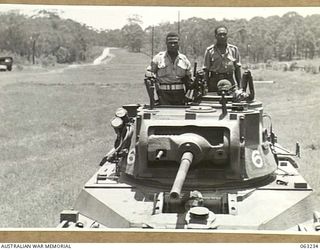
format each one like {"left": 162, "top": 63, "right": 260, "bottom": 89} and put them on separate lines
{"left": 59, "top": 69, "right": 318, "bottom": 231}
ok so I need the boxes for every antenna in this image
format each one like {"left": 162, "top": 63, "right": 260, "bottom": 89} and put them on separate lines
{"left": 178, "top": 11, "right": 180, "bottom": 35}
{"left": 151, "top": 26, "right": 154, "bottom": 60}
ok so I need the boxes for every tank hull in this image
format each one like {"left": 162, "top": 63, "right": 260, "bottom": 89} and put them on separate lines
{"left": 62, "top": 157, "right": 312, "bottom": 230}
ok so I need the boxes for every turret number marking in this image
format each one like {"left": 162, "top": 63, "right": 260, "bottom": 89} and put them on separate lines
{"left": 252, "top": 150, "right": 263, "bottom": 168}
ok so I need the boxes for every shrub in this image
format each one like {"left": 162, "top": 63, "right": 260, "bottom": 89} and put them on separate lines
{"left": 311, "top": 66, "right": 318, "bottom": 74}
{"left": 16, "top": 64, "right": 24, "bottom": 71}
{"left": 55, "top": 47, "right": 71, "bottom": 64}
{"left": 40, "top": 55, "right": 57, "bottom": 67}
{"left": 304, "top": 63, "right": 319, "bottom": 74}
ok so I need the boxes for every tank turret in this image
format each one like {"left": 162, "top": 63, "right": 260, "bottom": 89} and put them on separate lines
{"left": 59, "top": 71, "right": 316, "bottom": 231}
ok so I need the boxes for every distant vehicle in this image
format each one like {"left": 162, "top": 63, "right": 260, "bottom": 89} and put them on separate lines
{"left": 0, "top": 57, "right": 13, "bottom": 71}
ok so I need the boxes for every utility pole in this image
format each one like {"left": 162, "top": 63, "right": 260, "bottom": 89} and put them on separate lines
{"left": 30, "top": 33, "right": 40, "bottom": 65}
{"left": 247, "top": 44, "right": 251, "bottom": 64}
{"left": 32, "top": 39, "right": 36, "bottom": 65}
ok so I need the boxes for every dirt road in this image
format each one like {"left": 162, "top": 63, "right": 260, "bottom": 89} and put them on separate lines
{"left": 93, "top": 47, "right": 115, "bottom": 65}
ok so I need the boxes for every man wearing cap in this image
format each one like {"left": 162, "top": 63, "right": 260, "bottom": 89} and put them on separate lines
{"left": 203, "top": 25, "right": 241, "bottom": 92}
{"left": 149, "top": 32, "right": 192, "bottom": 105}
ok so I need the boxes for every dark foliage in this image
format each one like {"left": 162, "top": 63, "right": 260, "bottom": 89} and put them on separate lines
{"left": 0, "top": 10, "right": 319, "bottom": 65}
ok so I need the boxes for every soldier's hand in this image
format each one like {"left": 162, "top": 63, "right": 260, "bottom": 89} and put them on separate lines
{"left": 234, "top": 89, "right": 249, "bottom": 102}
{"left": 145, "top": 65, "right": 156, "bottom": 78}
{"left": 145, "top": 72, "right": 156, "bottom": 79}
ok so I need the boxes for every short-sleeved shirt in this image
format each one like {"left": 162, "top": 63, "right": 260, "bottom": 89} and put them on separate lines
{"left": 203, "top": 44, "right": 241, "bottom": 74}
{"left": 151, "top": 51, "right": 192, "bottom": 84}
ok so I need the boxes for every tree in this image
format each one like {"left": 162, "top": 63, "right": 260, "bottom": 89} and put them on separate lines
{"left": 302, "top": 30, "right": 316, "bottom": 59}
{"left": 121, "top": 15, "right": 144, "bottom": 52}
{"left": 280, "top": 12, "right": 305, "bottom": 59}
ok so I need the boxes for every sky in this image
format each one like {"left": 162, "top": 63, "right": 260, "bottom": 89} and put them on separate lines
{"left": 0, "top": 4, "right": 320, "bottom": 30}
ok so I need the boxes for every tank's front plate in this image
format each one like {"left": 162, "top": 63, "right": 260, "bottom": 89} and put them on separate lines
{"left": 72, "top": 159, "right": 312, "bottom": 230}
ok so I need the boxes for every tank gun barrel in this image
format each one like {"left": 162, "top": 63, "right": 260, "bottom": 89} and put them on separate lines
{"left": 156, "top": 150, "right": 165, "bottom": 160}
{"left": 170, "top": 152, "right": 193, "bottom": 199}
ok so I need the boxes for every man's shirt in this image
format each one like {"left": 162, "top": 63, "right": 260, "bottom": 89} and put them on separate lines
{"left": 151, "top": 51, "right": 192, "bottom": 84}
{"left": 203, "top": 44, "right": 241, "bottom": 74}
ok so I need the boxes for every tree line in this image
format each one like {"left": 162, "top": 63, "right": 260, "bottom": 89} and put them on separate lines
{"left": 0, "top": 10, "right": 112, "bottom": 64}
{"left": 0, "top": 10, "right": 319, "bottom": 65}
{"left": 143, "top": 12, "right": 320, "bottom": 64}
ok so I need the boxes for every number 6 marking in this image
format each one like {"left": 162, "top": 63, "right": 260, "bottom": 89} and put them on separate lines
{"left": 127, "top": 149, "right": 136, "bottom": 165}
{"left": 252, "top": 150, "right": 263, "bottom": 168}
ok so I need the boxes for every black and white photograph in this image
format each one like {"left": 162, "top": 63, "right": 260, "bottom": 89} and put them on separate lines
{"left": 0, "top": 4, "right": 319, "bottom": 236}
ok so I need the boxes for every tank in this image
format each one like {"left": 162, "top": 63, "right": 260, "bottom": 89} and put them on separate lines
{"left": 58, "top": 69, "right": 317, "bottom": 231}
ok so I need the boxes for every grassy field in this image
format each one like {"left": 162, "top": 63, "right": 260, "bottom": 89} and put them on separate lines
{"left": 0, "top": 48, "right": 319, "bottom": 228}
{"left": 251, "top": 69, "right": 320, "bottom": 229}
{"left": 0, "top": 49, "right": 149, "bottom": 228}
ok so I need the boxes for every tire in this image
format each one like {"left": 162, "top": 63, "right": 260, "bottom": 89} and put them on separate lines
{"left": 7, "top": 66, "right": 12, "bottom": 71}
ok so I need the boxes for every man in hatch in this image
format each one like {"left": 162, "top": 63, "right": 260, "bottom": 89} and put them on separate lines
{"left": 149, "top": 32, "right": 192, "bottom": 105}
{"left": 203, "top": 25, "right": 241, "bottom": 92}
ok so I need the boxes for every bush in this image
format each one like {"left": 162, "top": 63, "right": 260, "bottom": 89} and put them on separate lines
{"left": 55, "top": 47, "right": 71, "bottom": 64}
{"left": 311, "top": 66, "right": 318, "bottom": 74}
{"left": 283, "top": 63, "right": 289, "bottom": 71}
{"left": 40, "top": 55, "right": 57, "bottom": 67}
{"left": 289, "top": 62, "right": 297, "bottom": 71}
{"left": 305, "top": 63, "right": 319, "bottom": 74}
{"left": 16, "top": 64, "right": 24, "bottom": 71}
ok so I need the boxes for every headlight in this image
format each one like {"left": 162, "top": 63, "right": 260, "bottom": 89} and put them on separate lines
{"left": 4, "top": 58, "right": 11, "bottom": 63}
